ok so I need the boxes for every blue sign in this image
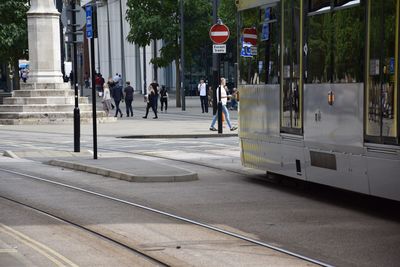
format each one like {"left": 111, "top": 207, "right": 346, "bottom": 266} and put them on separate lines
{"left": 389, "top": 57, "right": 395, "bottom": 74}
{"left": 240, "top": 42, "right": 252, "bottom": 58}
{"left": 85, "top": 5, "right": 93, "bottom": 39}
{"left": 261, "top": 8, "right": 270, "bottom": 41}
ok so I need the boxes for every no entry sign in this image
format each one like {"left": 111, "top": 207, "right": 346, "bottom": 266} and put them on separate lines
{"left": 209, "top": 24, "right": 230, "bottom": 44}
{"left": 243, "top": 28, "right": 257, "bottom": 46}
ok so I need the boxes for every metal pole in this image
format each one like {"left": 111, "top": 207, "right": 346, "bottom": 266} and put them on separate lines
{"left": 212, "top": 0, "right": 222, "bottom": 133}
{"left": 119, "top": 0, "right": 126, "bottom": 86}
{"left": 143, "top": 46, "right": 147, "bottom": 94}
{"left": 91, "top": 34, "right": 98, "bottom": 159}
{"left": 72, "top": 1, "right": 80, "bottom": 152}
{"left": 180, "top": 0, "right": 185, "bottom": 111}
{"left": 106, "top": 0, "right": 112, "bottom": 78}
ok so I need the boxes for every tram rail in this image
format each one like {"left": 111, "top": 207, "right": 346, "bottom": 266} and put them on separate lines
{"left": 0, "top": 167, "right": 332, "bottom": 267}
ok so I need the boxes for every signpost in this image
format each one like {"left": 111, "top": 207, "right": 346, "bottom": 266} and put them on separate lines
{"left": 209, "top": 21, "right": 229, "bottom": 134}
{"left": 86, "top": 4, "right": 98, "bottom": 160}
{"left": 243, "top": 28, "right": 257, "bottom": 46}
{"left": 209, "top": 24, "right": 230, "bottom": 44}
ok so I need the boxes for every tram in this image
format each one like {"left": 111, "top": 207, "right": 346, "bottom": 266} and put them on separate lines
{"left": 237, "top": 0, "right": 400, "bottom": 201}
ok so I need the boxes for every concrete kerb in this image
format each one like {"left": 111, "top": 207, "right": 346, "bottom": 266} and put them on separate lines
{"left": 118, "top": 133, "right": 238, "bottom": 139}
{"left": 47, "top": 159, "right": 198, "bottom": 183}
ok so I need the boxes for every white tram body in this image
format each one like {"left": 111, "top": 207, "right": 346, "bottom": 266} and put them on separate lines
{"left": 237, "top": 0, "right": 400, "bottom": 201}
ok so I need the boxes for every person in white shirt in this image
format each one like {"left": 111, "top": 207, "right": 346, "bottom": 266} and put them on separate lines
{"left": 209, "top": 77, "right": 237, "bottom": 131}
{"left": 102, "top": 83, "right": 112, "bottom": 116}
{"left": 198, "top": 79, "right": 208, "bottom": 113}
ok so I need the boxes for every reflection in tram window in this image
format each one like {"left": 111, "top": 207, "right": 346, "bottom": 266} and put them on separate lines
{"left": 366, "top": 0, "right": 397, "bottom": 141}
{"left": 238, "top": 4, "right": 280, "bottom": 85}
{"left": 332, "top": 4, "right": 364, "bottom": 83}
{"left": 281, "top": 0, "right": 301, "bottom": 131}
{"left": 306, "top": 12, "right": 332, "bottom": 83}
{"left": 306, "top": 0, "right": 364, "bottom": 84}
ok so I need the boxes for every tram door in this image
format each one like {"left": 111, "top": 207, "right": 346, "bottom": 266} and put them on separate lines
{"left": 366, "top": 0, "right": 399, "bottom": 144}
{"left": 281, "top": 0, "right": 303, "bottom": 135}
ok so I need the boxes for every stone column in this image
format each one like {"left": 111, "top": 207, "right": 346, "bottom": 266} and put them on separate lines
{"left": 27, "top": 0, "right": 64, "bottom": 84}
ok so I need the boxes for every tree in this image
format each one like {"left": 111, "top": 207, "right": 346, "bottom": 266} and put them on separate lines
{"left": 126, "top": 0, "right": 211, "bottom": 107}
{"left": 0, "top": 0, "right": 29, "bottom": 90}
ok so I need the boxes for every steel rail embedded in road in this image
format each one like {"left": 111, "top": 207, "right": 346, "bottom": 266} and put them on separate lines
{"left": 0, "top": 195, "right": 169, "bottom": 267}
{"left": 0, "top": 167, "right": 333, "bottom": 267}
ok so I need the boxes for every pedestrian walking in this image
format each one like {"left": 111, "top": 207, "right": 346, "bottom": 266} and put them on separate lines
{"left": 95, "top": 74, "right": 103, "bottom": 96}
{"left": 124, "top": 81, "right": 134, "bottom": 117}
{"left": 160, "top": 85, "right": 168, "bottom": 112}
{"left": 143, "top": 84, "right": 158, "bottom": 119}
{"left": 150, "top": 80, "right": 159, "bottom": 111}
{"left": 102, "top": 83, "right": 112, "bottom": 116}
{"left": 209, "top": 77, "right": 237, "bottom": 131}
{"left": 198, "top": 79, "right": 208, "bottom": 113}
{"left": 21, "top": 70, "right": 28, "bottom": 83}
{"left": 84, "top": 72, "right": 90, "bottom": 88}
{"left": 112, "top": 83, "right": 124, "bottom": 117}
{"left": 230, "top": 88, "right": 239, "bottom": 110}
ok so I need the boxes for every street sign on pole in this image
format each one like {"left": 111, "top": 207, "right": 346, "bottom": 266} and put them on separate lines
{"left": 213, "top": 44, "right": 226, "bottom": 54}
{"left": 209, "top": 24, "right": 230, "bottom": 44}
{"left": 85, "top": 5, "right": 93, "bottom": 39}
{"left": 243, "top": 28, "right": 257, "bottom": 46}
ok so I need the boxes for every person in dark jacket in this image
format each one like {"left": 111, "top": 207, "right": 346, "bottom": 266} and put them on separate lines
{"left": 124, "top": 81, "right": 134, "bottom": 117}
{"left": 160, "top": 85, "right": 168, "bottom": 112}
{"left": 112, "top": 84, "right": 124, "bottom": 117}
{"left": 142, "top": 85, "right": 158, "bottom": 119}
{"left": 149, "top": 80, "right": 159, "bottom": 111}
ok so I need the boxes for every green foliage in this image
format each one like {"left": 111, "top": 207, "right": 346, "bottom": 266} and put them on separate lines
{"left": 126, "top": 0, "right": 211, "bottom": 68}
{"left": 218, "top": 0, "right": 237, "bottom": 39}
{"left": 0, "top": 0, "right": 29, "bottom": 64}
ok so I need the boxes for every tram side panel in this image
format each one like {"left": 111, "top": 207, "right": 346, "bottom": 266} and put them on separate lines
{"left": 366, "top": 149, "right": 400, "bottom": 201}
{"left": 240, "top": 85, "right": 282, "bottom": 173}
{"left": 303, "top": 83, "right": 370, "bottom": 195}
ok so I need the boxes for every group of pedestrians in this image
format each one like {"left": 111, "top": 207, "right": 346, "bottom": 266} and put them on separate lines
{"left": 101, "top": 76, "right": 168, "bottom": 119}
{"left": 143, "top": 80, "right": 168, "bottom": 119}
{"left": 100, "top": 74, "right": 237, "bottom": 132}
{"left": 102, "top": 75, "right": 134, "bottom": 118}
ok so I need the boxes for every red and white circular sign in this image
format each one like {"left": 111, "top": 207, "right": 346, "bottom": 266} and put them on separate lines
{"left": 209, "top": 24, "right": 230, "bottom": 44}
{"left": 243, "top": 28, "right": 257, "bottom": 46}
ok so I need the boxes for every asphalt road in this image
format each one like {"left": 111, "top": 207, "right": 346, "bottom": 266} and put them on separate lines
{"left": 0, "top": 111, "right": 399, "bottom": 266}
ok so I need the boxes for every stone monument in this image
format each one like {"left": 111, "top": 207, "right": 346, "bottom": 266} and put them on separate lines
{"left": 0, "top": 0, "right": 113, "bottom": 125}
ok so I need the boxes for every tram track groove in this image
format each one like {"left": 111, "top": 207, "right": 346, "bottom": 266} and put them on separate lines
{"left": 0, "top": 167, "right": 333, "bottom": 267}
{"left": 0, "top": 195, "right": 169, "bottom": 267}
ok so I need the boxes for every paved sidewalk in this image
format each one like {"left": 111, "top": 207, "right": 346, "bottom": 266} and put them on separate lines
{"left": 1, "top": 94, "right": 238, "bottom": 183}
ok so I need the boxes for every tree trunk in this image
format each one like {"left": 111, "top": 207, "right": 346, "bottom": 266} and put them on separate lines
{"left": 13, "top": 60, "right": 20, "bottom": 91}
{"left": 175, "top": 57, "right": 181, "bottom": 107}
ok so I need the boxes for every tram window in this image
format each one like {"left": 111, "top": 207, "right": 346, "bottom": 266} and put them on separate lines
{"left": 238, "top": 5, "right": 280, "bottom": 85}
{"left": 306, "top": 12, "right": 332, "bottom": 83}
{"left": 306, "top": 0, "right": 364, "bottom": 84}
{"left": 332, "top": 3, "right": 365, "bottom": 83}
{"left": 281, "top": 0, "right": 302, "bottom": 132}
{"left": 366, "top": 0, "right": 398, "bottom": 141}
